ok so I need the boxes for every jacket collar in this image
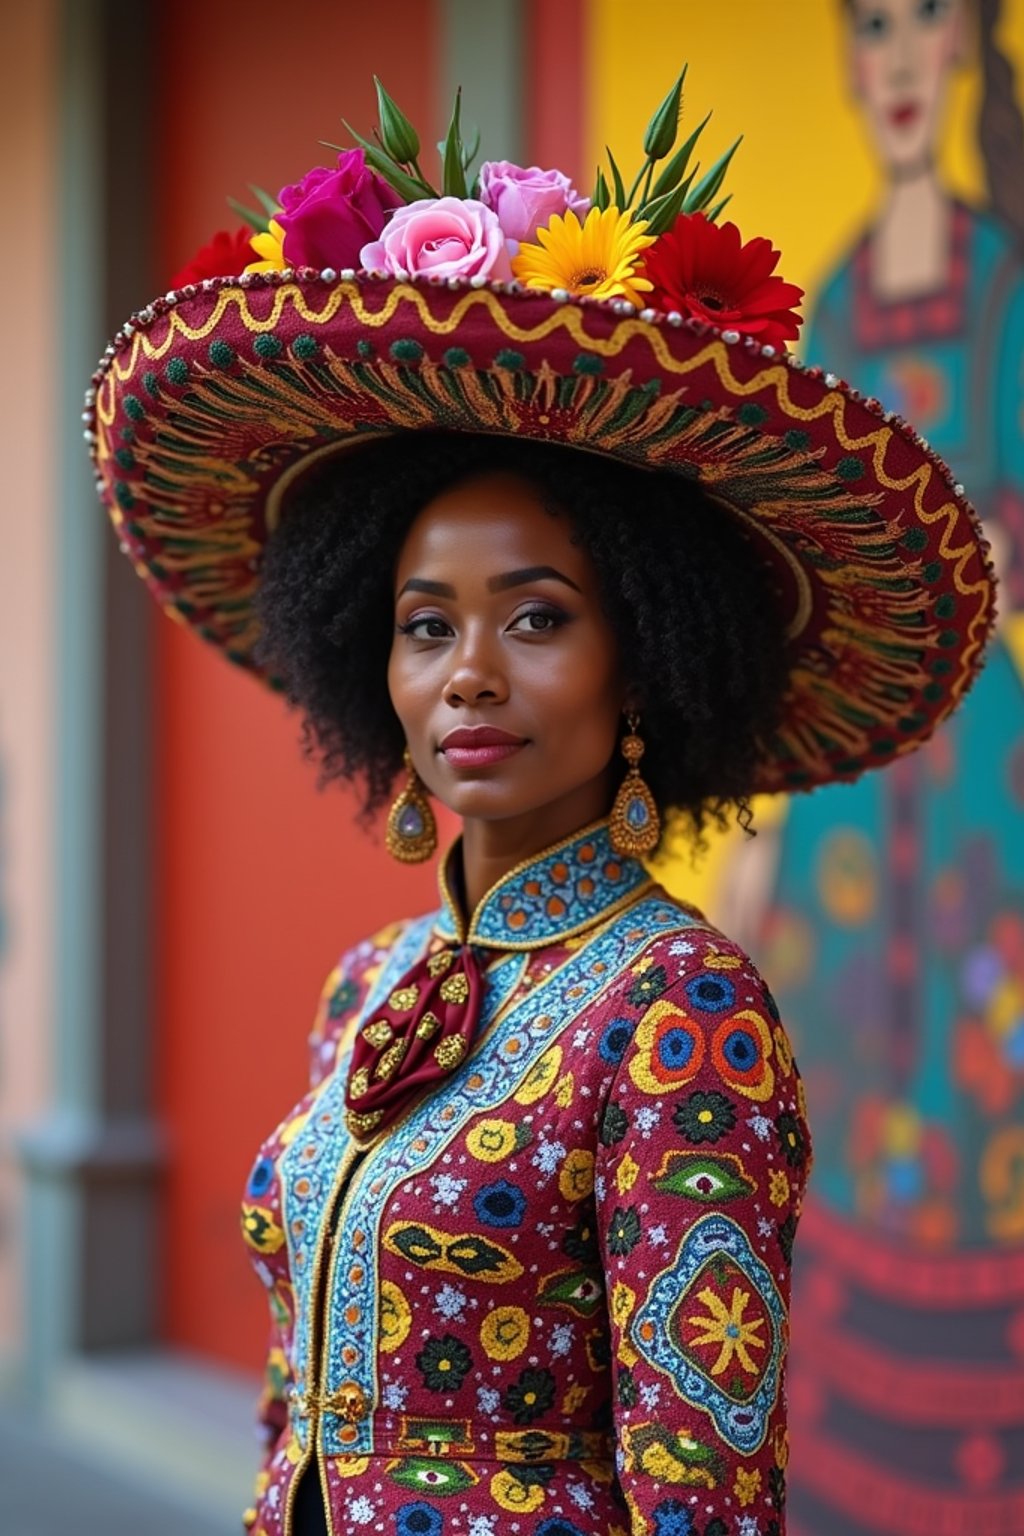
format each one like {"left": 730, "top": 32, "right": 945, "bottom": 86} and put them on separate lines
{"left": 435, "top": 818, "right": 653, "bottom": 951}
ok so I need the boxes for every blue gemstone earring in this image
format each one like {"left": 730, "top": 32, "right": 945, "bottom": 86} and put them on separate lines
{"left": 386, "top": 749, "right": 438, "bottom": 863}
{"left": 609, "top": 714, "right": 661, "bottom": 857}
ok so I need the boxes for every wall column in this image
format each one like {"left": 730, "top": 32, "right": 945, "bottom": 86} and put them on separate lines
{"left": 18, "top": 0, "right": 160, "bottom": 1390}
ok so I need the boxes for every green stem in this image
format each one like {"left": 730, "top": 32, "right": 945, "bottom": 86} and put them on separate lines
{"left": 640, "top": 159, "right": 656, "bottom": 211}
{"left": 625, "top": 156, "right": 651, "bottom": 209}
{"left": 409, "top": 157, "right": 438, "bottom": 197}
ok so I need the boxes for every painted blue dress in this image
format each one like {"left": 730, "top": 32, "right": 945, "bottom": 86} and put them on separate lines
{"left": 764, "top": 204, "right": 1024, "bottom": 1536}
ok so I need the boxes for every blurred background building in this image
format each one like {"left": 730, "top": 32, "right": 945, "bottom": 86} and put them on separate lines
{"left": 1, "top": 1, "right": 1022, "bottom": 1531}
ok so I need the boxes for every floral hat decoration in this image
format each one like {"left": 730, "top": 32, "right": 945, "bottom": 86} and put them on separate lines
{"left": 86, "top": 72, "right": 995, "bottom": 794}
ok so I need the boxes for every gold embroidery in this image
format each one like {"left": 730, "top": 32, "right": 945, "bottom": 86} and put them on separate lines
{"left": 427, "top": 949, "right": 455, "bottom": 977}
{"left": 346, "top": 1107, "right": 384, "bottom": 1140}
{"left": 375, "top": 1038, "right": 408, "bottom": 1081}
{"left": 435, "top": 1035, "right": 468, "bottom": 1071}
{"left": 348, "top": 1066, "right": 371, "bottom": 1101}
{"left": 440, "top": 973, "right": 470, "bottom": 1005}
{"left": 389, "top": 986, "right": 420, "bottom": 1012}
{"left": 361, "top": 1020, "right": 394, "bottom": 1049}
{"left": 416, "top": 1010, "right": 442, "bottom": 1040}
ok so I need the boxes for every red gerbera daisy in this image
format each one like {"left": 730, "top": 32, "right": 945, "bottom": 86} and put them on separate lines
{"left": 643, "top": 213, "right": 804, "bottom": 350}
{"left": 169, "top": 227, "right": 257, "bottom": 289}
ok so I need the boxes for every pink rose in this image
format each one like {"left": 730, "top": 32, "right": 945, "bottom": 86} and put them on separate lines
{"left": 276, "top": 149, "right": 402, "bottom": 271}
{"left": 359, "top": 197, "right": 512, "bottom": 282}
{"left": 478, "top": 160, "right": 590, "bottom": 250}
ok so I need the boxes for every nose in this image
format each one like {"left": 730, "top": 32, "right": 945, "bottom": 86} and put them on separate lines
{"left": 889, "top": 12, "right": 918, "bottom": 84}
{"left": 442, "top": 626, "right": 509, "bottom": 708}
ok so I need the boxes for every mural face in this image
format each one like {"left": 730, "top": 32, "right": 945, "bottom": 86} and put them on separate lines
{"left": 847, "top": 0, "right": 966, "bottom": 173}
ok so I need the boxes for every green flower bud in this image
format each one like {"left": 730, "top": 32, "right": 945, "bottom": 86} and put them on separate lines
{"left": 642, "top": 67, "right": 686, "bottom": 161}
{"left": 374, "top": 76, "right": 420, "bottom": 164}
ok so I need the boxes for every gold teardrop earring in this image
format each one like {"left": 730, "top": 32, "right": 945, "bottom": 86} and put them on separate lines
{"left": 386, "top": 749, "right": 438, "bottom": 863}
{"left": 609, "top": 713, "right": 661, "bottom": 858}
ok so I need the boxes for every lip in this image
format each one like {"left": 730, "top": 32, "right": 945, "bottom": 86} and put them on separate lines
{"left": 440, "top": 724, "right": 528, "bottom": 769}
{"left": 441, "top": 726, "right": 526, "bottom": 749}
{"left": 889, "top": 101, "right": 921, "bottom": 128}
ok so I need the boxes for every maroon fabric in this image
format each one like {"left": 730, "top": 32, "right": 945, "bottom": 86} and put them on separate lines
{"left": 344, "top": 944, "right": 485, "bottom": 1137}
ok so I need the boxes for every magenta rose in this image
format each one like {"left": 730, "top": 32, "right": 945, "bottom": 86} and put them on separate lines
{"left": 359, "top": 197, "right": 512, "bottom": 281}
{"left": 275, "top": 149, "right": 402, "bottom": 271}
{"left": 478, "top": 160, "right": 590, "bottom": 250}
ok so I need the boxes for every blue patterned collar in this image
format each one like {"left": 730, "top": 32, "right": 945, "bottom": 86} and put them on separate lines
{"left": 435, "top": 819, "right": 653, "bottom": 951}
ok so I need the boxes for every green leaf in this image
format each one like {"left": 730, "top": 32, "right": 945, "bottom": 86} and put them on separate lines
{"left": 441, "top": 88, "right": 468, "bottom": 198}
{"left": 461, "top": 123, "right": 481, "bottom": 174}
{"left": 593, "top": 166, "right": 610, "bottom": 212}
{"left": 684, "top": 136, "right": 741, "bottom": 213}
{"left": 374, "top": 75, "right": 420, "bottom": 163}
{"left": 642, "top": 65, "right": 687, "bottom": 161}
{"left": 648, "top": 111, "right": 711, "bottom": 202}
{"left": 705, "top": 194, "right": 732, "bottom": 223}
{"left": 227, "top": 196, "right": 271, "bottom": 234}
{"left": 342, "top": 121, "right": 436, "bottom": 200}
{"left": 249, "top": 184, "right": 282, "bottom": 219}
{"left": 639, "top": 165, "right": 696, "bottom": 223}
{"left": 605, "top": 146, "right": 626, "bottom": 208}
{"left": 640, "top": 178, "right": 691, "bottom": 236}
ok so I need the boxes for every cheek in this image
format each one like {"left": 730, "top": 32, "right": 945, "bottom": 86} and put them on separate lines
{"left": 524, "top": 634, "right": 622, "bottom": 736}
{"left": 853, "top": 43, "right": 888, "bottom": 107}
{"left": 386, "top": 642, "right": 431, "bottom": 734}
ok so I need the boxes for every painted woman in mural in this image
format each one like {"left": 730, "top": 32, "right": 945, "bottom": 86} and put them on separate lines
{"left": 749, "top": 1, "right": 1024, "bottom": 1530}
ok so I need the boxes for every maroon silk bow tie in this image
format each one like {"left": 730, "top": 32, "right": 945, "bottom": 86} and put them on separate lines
{"left": 344, "top": 945, "right": 485, "bottom": 1143}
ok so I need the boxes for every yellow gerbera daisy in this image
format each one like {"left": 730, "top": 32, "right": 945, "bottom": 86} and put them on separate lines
{"left": 244, "top": 218, "right": 287, "bottom": 274}
{"left": 511, "top": 206, "right": 655, "bottom": 308}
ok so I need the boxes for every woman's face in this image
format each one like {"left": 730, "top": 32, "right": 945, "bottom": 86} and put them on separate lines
{"left": 847, "top": 0, "right": 965, "bottom": 175}
{"left": 388, "top": 470, "right": 625, "bottom": 833}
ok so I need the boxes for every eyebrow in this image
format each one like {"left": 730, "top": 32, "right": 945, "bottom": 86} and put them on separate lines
{"left": 397, "top": 565, "right": 582, "bottom": 599}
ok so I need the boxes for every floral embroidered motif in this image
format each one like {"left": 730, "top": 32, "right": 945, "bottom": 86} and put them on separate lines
{"left": 631, "top": 1214, "right": 786, "bottom": 1454}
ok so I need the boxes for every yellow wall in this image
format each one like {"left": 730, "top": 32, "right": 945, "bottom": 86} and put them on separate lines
{"left": 584, "top": 0, "right": 1024, "bottom": 911}
{"left": 587, "top": 0, "right": 1024, "bottom": 310}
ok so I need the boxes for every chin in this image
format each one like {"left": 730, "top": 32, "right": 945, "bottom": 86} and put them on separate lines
{"left": 877, "top": 119, "right": 936, "bottom": 175}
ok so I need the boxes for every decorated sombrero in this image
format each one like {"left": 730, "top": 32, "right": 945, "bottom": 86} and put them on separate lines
{"left": 86, "top": 74, "right": 995, "bottom": 794}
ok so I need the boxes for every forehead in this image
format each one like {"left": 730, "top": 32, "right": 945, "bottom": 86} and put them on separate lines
{"left": 395, "top": 470, "right": 589, "bottom": 576}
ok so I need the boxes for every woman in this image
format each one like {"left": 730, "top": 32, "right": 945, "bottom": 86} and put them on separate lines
{"left": 735, "top": 3, "right": 1024, "bottom": 1529}
{"left": 87, "top": 79, "right": 993, "bottom": 1536}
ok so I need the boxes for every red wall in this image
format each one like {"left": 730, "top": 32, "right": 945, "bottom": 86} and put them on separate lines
{"left": 153, "top": 0, "right": 585, "bottom": 1371}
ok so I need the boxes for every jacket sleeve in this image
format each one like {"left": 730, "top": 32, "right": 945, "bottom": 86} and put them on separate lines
{"left": 595, "top": 929, "right": 811, "bottom": 1536}
{"left": 245, "top": 931, "right": 398, "bottom": 1522}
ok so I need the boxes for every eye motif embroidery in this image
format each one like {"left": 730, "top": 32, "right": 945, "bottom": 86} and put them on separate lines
{"left": 652, "top": 1150, "right": 757, "bottom": 1203}
{"left": 536, "top": 1265, "right": 605, "bottom": 1318}
{"left": 384, "top": 1221, "right": 523, "bottom": 1281}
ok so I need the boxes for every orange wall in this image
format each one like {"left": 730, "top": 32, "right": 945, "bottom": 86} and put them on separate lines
{"left": 153, "top": 0, "right": 442, "bottom": 1369}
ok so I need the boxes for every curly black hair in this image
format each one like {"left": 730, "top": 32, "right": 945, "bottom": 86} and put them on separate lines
{"left": 254, "top": 431, "right": 790, "bottom": 846}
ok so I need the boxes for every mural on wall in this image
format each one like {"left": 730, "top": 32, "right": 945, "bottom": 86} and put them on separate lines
{"left": 737, "top": 1, "right": 1024, "bottom": 1531}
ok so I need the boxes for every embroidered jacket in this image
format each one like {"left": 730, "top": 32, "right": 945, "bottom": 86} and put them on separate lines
{"left": 241, "top": 822, "right": 811, "bottom": 1536}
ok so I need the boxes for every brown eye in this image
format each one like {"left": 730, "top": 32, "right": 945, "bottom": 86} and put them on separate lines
{"left": 508, "top": 606, "right": 566, "bottom": 634}
{"left": 400, "top": 616, "right": 452, "bottom": 639}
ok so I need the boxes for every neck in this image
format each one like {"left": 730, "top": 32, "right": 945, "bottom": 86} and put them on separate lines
{"left": 458, "top": 773, "right": 615, "bottom": 915}
{"left": 872, "top": 168, "right": 951, "bottom": 300}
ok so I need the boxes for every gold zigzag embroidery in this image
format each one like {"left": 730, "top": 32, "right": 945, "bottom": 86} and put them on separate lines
{"left": 95, "top": 282, "right": 990, "bottom": 616}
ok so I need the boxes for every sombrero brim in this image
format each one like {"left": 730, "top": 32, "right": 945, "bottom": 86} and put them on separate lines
{"left": 86, "top": 268, "right": 995, "bottom": 794}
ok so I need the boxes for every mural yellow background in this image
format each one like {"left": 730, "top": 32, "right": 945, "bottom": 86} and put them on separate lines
{"left": 583, "top": 0, "right": 1024, "bottom": 908}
